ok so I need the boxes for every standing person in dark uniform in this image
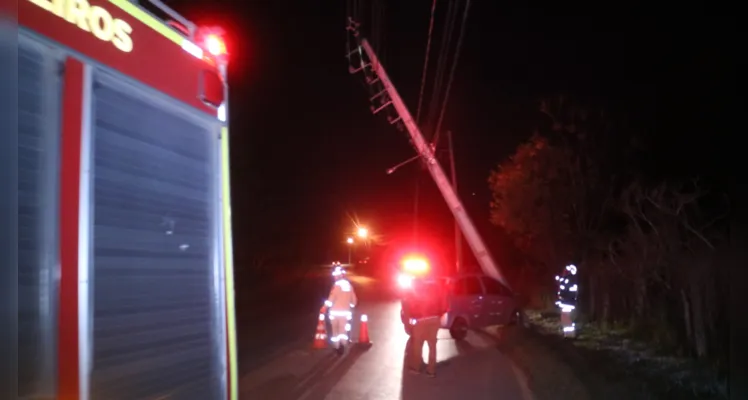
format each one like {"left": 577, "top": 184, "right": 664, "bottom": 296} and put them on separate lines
{"left": 406, "top": 278, "right": 448, "bottom": 377}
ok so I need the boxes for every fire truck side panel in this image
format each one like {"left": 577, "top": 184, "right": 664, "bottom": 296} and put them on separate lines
{"left": 87, "top": 66, "right": 226, "bottom": 400}
{"left": 18, "top": 19, "right": 230, "bottom": 400}
{"left": 19, "top": 0, "right": 218, "bottom": 116}
{"left": 18, "top": 35, "right": 65, "bottom": 399}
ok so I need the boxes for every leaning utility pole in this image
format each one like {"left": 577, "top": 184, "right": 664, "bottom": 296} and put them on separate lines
{"left": 413, "top": 171, "right": 419, "bottom": 246}
{"left": 349, "top": 37, "right": 510, "bottom": 288}
{"left": 447, "top": 130, "right": 462, "bottom": 274}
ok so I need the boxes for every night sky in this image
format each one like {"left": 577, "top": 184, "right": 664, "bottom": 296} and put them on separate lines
{"left": 169, "top": 1, "right": 737, "bottom": 270}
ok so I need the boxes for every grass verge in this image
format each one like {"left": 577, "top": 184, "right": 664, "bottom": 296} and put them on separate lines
{"left": 490, "top": 310, "right": 727, "bottom": 400}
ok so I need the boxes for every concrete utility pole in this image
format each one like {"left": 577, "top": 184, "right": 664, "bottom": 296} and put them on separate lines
{"left": 447, "top": 130, "right": 462, "bottom": 274}
{"left": 413, "top": 171, "right": 419, "bottom": 246}
{"left": 351, "top": 38, "right": 510, "bottom": 288}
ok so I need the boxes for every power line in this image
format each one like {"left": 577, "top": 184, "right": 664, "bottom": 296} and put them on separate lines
{"left": 354, "top": 0, "right": 362, "bottom": 22}
{"left": 377, "top": 0, "right": 387, "bottom": 66}
{"left": 412, "top": 0, "right": 439, "bottom": 246}
{"left": 346, "top": 0, "right": 353, "bottom": 58}
{"left": 415, "top": 0, "right": 438, "bottom": 125}
{"left": 432, "top": 0, "right": 471, "bottom": 148}
{"left": 371, "top": 0, "right": 379, "bottom": 53}
{"left": 425, "top": 0, "right": 457, "bottom": 139}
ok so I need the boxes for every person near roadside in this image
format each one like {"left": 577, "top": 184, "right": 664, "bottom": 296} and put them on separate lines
{"left": 324, "top": 267, "right": 358, "bottom": 355}
{"left": 406, "top": 278, "right": 448, "bottom": 377}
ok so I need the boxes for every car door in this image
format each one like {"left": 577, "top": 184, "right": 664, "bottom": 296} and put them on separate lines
{"left": 481, "top": 277, "right": 516, "bottom": 325}
{"left": 480, "top": 277, "right": 505, "bottom": 325}
{"left": 451, "top": 276, "right": 487, "bottom": 328}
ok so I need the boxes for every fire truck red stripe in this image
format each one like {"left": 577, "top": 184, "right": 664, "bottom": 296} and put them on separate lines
{"left": 58, "top": 57, "right": 84, "bottom": 400}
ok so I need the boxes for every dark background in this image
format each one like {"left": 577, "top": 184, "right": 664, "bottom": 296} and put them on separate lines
{"left": 168, "top": 0, "right": 737, "bottom": 273}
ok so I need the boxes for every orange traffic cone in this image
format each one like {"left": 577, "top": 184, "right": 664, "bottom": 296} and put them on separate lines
{"left": 357, "top": 314, "right": 372, "bottom": 347}
{"left": 313, "top": 312, "right": 328, "bottom": 349}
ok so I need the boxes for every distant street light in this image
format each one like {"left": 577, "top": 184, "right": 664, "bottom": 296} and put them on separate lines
{"left": 357, "top": 227, "right": 368, "bottom": 239}
{"left": 346, "top": 237, "right": 354, "bottom": 265}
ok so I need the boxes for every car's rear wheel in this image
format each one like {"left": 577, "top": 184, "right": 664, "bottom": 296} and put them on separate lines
{"left": 449, "top": 317, "right": 468, "bottom": 340}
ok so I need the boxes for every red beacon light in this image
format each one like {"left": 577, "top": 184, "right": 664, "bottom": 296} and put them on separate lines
{"left": 204, "top": 34, "right": 227, "bottom": 57}
{"left": 168, "top": 23, "right": 228, "bottom": 109}
{"left": 396, "top": 256, "right": 429, "bottom": 289}
{"left": 169, "top": 22, "right": 229, "bottom": 64}
{"left": 198, "top": 27, "right": 228, "bottom": 56}
{"left": 402, "top": 257, "right": 429, "bottom": 275}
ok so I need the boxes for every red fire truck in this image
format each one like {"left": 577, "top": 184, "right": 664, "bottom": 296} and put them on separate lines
{"left": 18, "top": 1, "right": 237, "bottom": 399}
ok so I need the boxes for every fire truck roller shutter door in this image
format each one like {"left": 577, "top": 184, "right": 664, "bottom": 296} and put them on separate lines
{"left": 17, "top": 35, "right": 64, "bottom": 399}
{"left": 89, "top": 75, "right": 223, "bottom": 400}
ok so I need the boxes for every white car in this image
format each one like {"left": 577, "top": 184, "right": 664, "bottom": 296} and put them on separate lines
{"left": 400, "top": 273, "right": 520, "bottom": 340}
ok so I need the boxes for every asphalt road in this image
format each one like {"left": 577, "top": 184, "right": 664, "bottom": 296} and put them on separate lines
{"left": 236, "top": 273, "right": 331, "bottom": 375}
{"left": 236, "top": 272, "right": 534, "bottom": 400}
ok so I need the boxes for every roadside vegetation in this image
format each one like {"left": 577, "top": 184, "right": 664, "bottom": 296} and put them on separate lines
{"left": 487, "top": 96, "right": 730, "bottom": 399}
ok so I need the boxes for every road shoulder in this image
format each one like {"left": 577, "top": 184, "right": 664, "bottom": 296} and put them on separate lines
{"left": 239, "top": 344, "right": 339, "bottom": 399}
{"left": 484, "top": 310, "right": 726, "bottom": 400}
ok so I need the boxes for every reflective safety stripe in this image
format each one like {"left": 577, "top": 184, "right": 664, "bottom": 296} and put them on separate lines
{"left": 108, "top": 0, "right": 217, "bottom": 65}
{"left": 108, "top": 0, "right": 182, "bottom": 44}
{"left": 330, "top": 334, "right": 348, "bottom": 342}
{"left": 330, "top": 310, "right": 352, "bottom": 317}
{"left": 335, "top": 279, "right": 352, "bottom": 291}
{"left": 181, "top": 40, "right": 203, "bottom": 59}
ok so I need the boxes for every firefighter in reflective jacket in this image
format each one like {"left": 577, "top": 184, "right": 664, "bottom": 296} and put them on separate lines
{"left": 324, "top": 268, "right": 358, "bottom": 354}
{"left": 555, "top": 264, "right": 579, "bottom": 336}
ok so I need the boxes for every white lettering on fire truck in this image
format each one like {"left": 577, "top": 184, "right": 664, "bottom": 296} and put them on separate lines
{"left": 29, "top": 0, "right": 134, "bottom": 53}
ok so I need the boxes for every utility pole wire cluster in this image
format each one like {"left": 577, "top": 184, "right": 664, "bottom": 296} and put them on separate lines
{"left": 343, "top": 33, "right": 511, "bottom": 286}
{"left": 432, "top": 0, "right": 471, "bottom": 149}
{"left": 413, "top": 0, "right": 471, "bottom": 254}
{"left": 346, "top": 0, "right": 386, "bottom": 64}
{"left": 347, "top": 0, "right": 490, "bottom": 278}
{"left": 425, "top": 0, "right": 457, "bottom": 141}
{"left": 415, "top": 0, "right": 439, "bottom": 125}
